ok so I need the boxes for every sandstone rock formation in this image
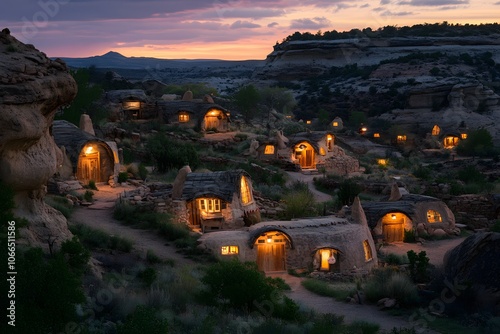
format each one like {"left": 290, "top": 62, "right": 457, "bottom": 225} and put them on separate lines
{"left": 0, "top": 29, "right": 77, "bottom": 251}
{"left": 443, "top": 232, "right": 500, "bottom": 315}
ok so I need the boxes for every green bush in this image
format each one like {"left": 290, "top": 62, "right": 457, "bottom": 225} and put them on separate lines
{"left": 281, "top": 182, "right": 317, "bottom": 219}
{"left": 146, "top": 250, "right": 162, "bottom": 264}
{"left": 407, "top": 250, "right": 430, "bottom": 283}
{"left": 117, "top": 305, "right": 168, "bottom": 334}
{"left": 138, "top": 163, "right": 148, "bottom": 180}
{"left": 147, "top": 133, "right": 200, "bottom": 172}
{"left": 118, "top": 171, "right": 129, "bottom": 183}
{"left": 364, "top": 268, "right": 419, "bottom": 307}
{"left": 139, "top": 267, "right": 157, "bottom": 287}
{"left": 403, "top": 229, "right": 417, "bottom": 243}
{"left": 337, "top": 179, "right": 362, "bottom": 206}
{"left": 383, "top": 253, "right": 408, "bottom": 265}
{"left": 87, "top": 180, "right": 98, "bottom": 190}
{"left": 45, "top": 195, "right": 74, "bottom": 219}
{"left": 351, "top": 320, "right": 380, "bottom": 334}
{"left": 83, "top": 190, "right": 94, "bottom": 202}
{"left": 302, "top": 279, "right": 356, "bottom": 301}
{"left": 69, "top": 223, "right": 133, "bottom": 252}
{"left": 200, "top": 259, "right": 298, "bottom": 317}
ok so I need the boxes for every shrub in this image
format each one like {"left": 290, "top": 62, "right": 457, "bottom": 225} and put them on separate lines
{"left": 45, "top": 195, "right": 74, "bottom": 219}
{"left": 337, "top": 179, "right": 362, "bottom": 206}
{"left": 364, "top": 267, "right": 419, "bottom": 307}
{"left": 88, "top": 180, "right": 98, "bottom": 190}
{"left": 139, "top": 267, "right": 157, "bottom": 287}
{"left": 83, "top": 190, "right": 94, "bottom": 202}
{"left": 407, "top": 250, "right": 430, "bottom": 282}
{"left": 147, "top": 133, "right": 200, "bottom": 172}
{"left": 281, "top": 182, "right": 317, "bottom": 219}
{"left": 117, "top": 305, "right": 168, "bottom": 334}
{"left": 146, "top": 250, "right": 162, "bottom": 264}
{"left": 69, "top": 223, "right": 133, "bottom": 252}
{"left": 403, "top": 229, "right": 417, "bottom": 243}
{"left": 138, "top": 163, "right": 148, "bottom": 180}
{"left": 302, "top": 279, "right": 356, "bottom": 301}
{"left": 383, "top": 253, "right": 408, "bottom": 265}
{"left": 199, "top": 259, "right": 297, "bottom": 316}
{"left": 118, "top": 171, "right": 129, "bottom": 183}
{"left": 351, "top": 320, "right": 380, "bottom": 334}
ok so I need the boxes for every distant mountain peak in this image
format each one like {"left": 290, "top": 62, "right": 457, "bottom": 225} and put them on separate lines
{"left": 100, "top": 51, "right": 126, "bottom": 58}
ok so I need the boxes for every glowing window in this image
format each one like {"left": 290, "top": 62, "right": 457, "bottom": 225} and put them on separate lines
{"left": 332, "top": 121, "right": 339, "bottom": 127}
{"left": 432, "top": 125, "right": 441, "bottom": 136}
{"left": 221, "top": 246, "right": 239, "bottom": 255}
{"left": 320, "top": 147, "right": 326, "bottom": 156}
{"left": 264, "top": 145, "right": 275, "bottom": 155}
{"left": 122, "top": 101, "right": 140, "bottom": 110}
{"left": 326, "top": 135, "right": 333, "bottom": 151}
{"left": 199, "top": 198, "right": 221, "bottom": 213}
{"left": 444, "top": 136, "right": 459, "bottom": 148}
{"left": 427, "top": 210, "right": 442, "bottom": 223}
{"left": 240, "top": 176, "right": 253, "bottom": 205}
{"left": 373, "top": 133, "right": 380, "bottom": 138}
{"left": 397, "top": 135, "right": 407, "bottom": 142}
{"left": 377, "top": 159, "right": 387, "bottom": 165}
{"left": 363, "top": 240, "right": 373, "bottom": 262}
{"left": 306, "top": 120, "right": 312, "bottom": 125}
{"left": 178, "top": 112, "right": 190, "bottom": 122}
{"left": 461, "top": 133, "right": 467, "bottom": 139}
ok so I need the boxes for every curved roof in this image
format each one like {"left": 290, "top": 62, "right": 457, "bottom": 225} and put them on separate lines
{"left": 52, "top": 120, "right": 112, "bottom": 166}
{"left": 158, "top": 100, "right": 229, "bottom": 121}
{"left": 287, "top": 131, "right": 334, "bottom": 153}
{"left": 248, "top": 225, "right": 295, "bottom": 249}
{"left": 181, "top": 169, "right": 250, "bottom": 202}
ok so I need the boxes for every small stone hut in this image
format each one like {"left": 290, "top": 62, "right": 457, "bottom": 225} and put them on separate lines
{"left": 159, "top": 92, "right": 230, "bottom": 132}
{"left": 105, "top": 89, "right": 151, "bottom": 119}
{"left": 362, "top": 184, "right": 456, "bottom": 243}
{"left": 172, "top": 168, "right": 260, "bottom": 232}
{"left": 199, "top": 198, "right": 377, "bottom": 273}
{"left": 52, "top": 120, "right": 120, "bottom": 184}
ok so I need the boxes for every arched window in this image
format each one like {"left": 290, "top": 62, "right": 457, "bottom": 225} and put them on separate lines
{"left": 432, "top": 125, "right": 440, "bottom": 136}
{"left": 427, "top": 210, "right": 442, "bottom": 223}
{"left": 240, "top": 176, "right": 253, "bottom": 205}
{"left": 326, "top": 135, "right": 334, "bottom": 151}
{"left": 363, "top": 240, "right": 373, "bottom": 262}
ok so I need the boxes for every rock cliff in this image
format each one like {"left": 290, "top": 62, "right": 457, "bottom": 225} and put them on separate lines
{"left": 0, "top": 29, "right": 77, "bottom": 251}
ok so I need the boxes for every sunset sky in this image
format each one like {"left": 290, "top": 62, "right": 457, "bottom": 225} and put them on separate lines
{"left": 1, "top": 0, "right": 499, "bottom": 60}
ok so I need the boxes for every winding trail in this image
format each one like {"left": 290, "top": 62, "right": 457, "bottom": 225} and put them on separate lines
{"left": 286, "top": 171, "right": 332, "bottom": 203}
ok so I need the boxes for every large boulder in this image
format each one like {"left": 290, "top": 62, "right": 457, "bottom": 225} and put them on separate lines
{"left": 443, "top": 232, "right": 500, "bottom": 315}
{"left": 0, "top": 29, "right": 77, "bottom": 251}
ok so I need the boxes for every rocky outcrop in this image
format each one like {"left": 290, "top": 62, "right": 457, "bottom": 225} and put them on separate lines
{"left": 443, "top": 232, "right": 500, "bottom": 315}
{"left": 253, "top": 36, "right": 500, "bottom": 80}
{"left": 0, "top": 29, "right": 77, "bottom": 251}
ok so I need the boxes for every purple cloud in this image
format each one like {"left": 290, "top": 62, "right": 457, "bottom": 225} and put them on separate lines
{"left": 290, "top": 17, "right": 332, "bottom": 30}
{"left": 230, "top": 20, "right": 261, "bottom": 29}
{"left": 398, "top": 0, "right": 469, "bottom": 6}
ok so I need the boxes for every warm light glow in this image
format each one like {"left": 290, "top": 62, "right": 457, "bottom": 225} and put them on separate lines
{"left": 363, "top": 240, "right": 373, "bottom": 262}
{"left": 199, "top": 198, "right": 221, "bottom": 213}
{"left": 461, "top": 133, "right": 468, "bottom": 139}
{"left": 178, "top": 112, "right": 189, "bottom": 123}
{"left": 432, "top": 125, "right": 441, "bottom": 136}
{"left": 332, "top": 121, "right": 338, "bottom": 127}
{"left": 444, "top": 136, "right": 459, "bottom": 148}
{"left": 427, "top": 210, "right": 443, "bottom": 223}
{"left": 397, "top": 135, "right": 407, "bottom": 142}
{"left": 122, "top": 101, "right": 140, "bottom": 110}
{"left": 306, "top": 120, "right": 312, "bottom": 125}
{"left": 377, "top": 159, "right": 387, "bottom": 166}
{"left": 85, "top": 146, "right": 93, "bottom": 154}
{"left": 298, "top": 144, "right": 307, "bottom": 150}
{"left": 373, "top": 133, "right": 380, "bottom": 138}
{"left": 286, "top": 115, "right": 292, "bottom": 119}
{"left": 391, "top": 214, "right": 397, "bottom": 220}
{"left": 326, "top": 135, "right": 333, "bottom": 151}
{"left": 210, "top": 110, "right": 218, "bottom": 116}
{"left": 221, "top": 246, "right": 239, "bottom": 255}
{"left": 320, "top": 147, "right": 326, "bottom": 156}
{"left": 267, "top": 236, "right": 272, "bottom": 243}
{"left": 240, "top": 176, "right": 253, "bottom": 205}
{"left": 264, "top": 145, "right": 275, "bottom": 155}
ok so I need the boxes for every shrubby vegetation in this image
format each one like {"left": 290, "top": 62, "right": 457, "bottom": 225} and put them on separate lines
{"left": 147, "top": 133, "right": 200, "bottom": 172}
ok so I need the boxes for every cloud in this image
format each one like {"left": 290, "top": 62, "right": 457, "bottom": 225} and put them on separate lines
{"left": 360, "top": 3, "right": 371, "bottom": 8}
{"left": 268, "top": 22, "right": 279, "bottom": 28}
{"left": 380, "top": 10, "right": 414, "bottom": 16}
{"left": 398, "top": 0, "right": 469, "bottom": 6}
{"left": 230, "top": 20, "right": 261, "bottom": 29}
{"left": 290, "top": 17, "right": 332, "bottom": 30}
{"left": 380, "top": 0, "right": 392, "bottom": 4}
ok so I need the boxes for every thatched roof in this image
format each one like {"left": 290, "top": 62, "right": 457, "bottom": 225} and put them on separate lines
{"left": 361, "top": 194, "right": 445, "bottom": 229}
{"left": 158, "top": 100, "right": 229, "bottom": 120}
{"left": 181, "top": 169, "right": 249, "bottom": 202}
{"left": 52, "top": 120, "right": 110, "bottom": 166}
{"left": 105, "top": 89, "right": 148, "bottom": 102}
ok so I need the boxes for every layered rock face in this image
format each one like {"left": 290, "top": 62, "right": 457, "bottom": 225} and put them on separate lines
{"left": 0, "top": 29, "right": 77, "bottom": 251}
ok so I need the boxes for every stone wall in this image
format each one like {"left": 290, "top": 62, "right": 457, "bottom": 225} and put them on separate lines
{"left": 447, "top": 194, "right": 499, "bottom": 229}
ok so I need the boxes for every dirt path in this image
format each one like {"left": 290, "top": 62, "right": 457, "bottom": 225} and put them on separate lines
{"left": 270, "top": 273, "right": 439, "bottom": 333}
{"left": 286, "top": 171, "right": 332, "bottom": 203}
{"left": 70, "top": 185, "right": 195, "bottom": 266}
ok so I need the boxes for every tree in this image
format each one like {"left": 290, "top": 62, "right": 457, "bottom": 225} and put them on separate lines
{"left": 233, "top": 85, "right": 260, "bottom": 123}
{"left": 457, "top": 128, "right": 496, "bottom": 158}
{"left": 147, "top": 133, "right": 199, "bottom": 172}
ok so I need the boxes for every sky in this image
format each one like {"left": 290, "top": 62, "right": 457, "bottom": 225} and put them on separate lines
{"left": 1, "top": 0, "right": 499, "bottom": 60}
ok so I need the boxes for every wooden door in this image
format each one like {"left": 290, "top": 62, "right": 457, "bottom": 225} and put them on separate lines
{"left": 188, "top": 201, "right": 200, "bottom": 226}
{"left": 205, "top": 116, "right": 218, "bottom": 130}
{"left": 384, "top": 223, "right": 403, "bottom": 242}
{"left": 77, "top": 152, "right": 100, "bottom": 183}
{"left": 300, "top": 149, "right": 315, "bottom": 169}
{"left": 257, "top": 244, "right": 285, "bottom": 272}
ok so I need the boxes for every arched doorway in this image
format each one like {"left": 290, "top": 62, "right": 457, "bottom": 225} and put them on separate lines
{"left": 313, "top": 248, "right": 340, "bottom": 272}
{"left": 255, "top": 231, "right": 290, "bottom": 272}
{"left": 381, "top": 212, "right": 412, "bottom": 242}
{"left": 295, "top": 142, "right": 315, "bottom": 169}
{"left": 204, "top": 108, "right": 227, "bottom": 131}
{"left": 77, "top": 142, "right": 114, "bottom": 183}
{"left": 443, "top": 136, "right": 459, "bottom": 149}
